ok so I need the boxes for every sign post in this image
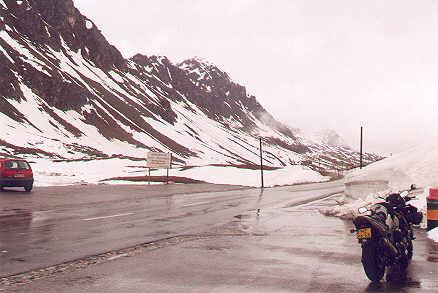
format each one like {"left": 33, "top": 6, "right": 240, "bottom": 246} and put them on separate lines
{"left": 146, "top": 152, "right": 172, "bottom": 184}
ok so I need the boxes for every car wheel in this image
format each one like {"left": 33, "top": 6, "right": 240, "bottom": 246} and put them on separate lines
{"left": 24, "top": 185, "right": 32, "bottom": 192}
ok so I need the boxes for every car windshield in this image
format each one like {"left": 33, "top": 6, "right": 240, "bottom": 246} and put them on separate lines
{"left": 5, "top": 160, "right": 30, "bottom": 170}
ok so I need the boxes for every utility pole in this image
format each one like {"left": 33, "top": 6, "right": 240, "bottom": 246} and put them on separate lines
{"left": 360, "top": 126, "right": 363, "bottom": 169}
{"left": 260, "top": 137, "right": 264, "bottom": 188}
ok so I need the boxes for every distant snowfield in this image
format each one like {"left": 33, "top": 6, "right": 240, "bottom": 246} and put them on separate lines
{"left": 30, "top": 157, "right": 329, "bottom": 188}
{"left": 321, "top": 140, "right": 438, "bottom": 242}
{"left": 177, "top": 165, "right": 328, "bottom": 187}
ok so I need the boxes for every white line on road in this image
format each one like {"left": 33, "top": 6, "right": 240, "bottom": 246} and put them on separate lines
{"left": 83, "top": 213, "right": 134, "bottom": 221}
{"left": 107, "top": 253, "right": 128, "bottom": 261}
{"left": 182, "top": 201, "right": 211, "bottom": 207}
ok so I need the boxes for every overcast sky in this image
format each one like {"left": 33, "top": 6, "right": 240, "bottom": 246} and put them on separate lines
{"left": 73, "top": 0, "right": 438, "bottom": 155}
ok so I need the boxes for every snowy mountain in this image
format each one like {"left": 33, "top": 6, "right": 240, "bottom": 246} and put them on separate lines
{"left": 0, "top": 0, "right": 381, "bottom": 173}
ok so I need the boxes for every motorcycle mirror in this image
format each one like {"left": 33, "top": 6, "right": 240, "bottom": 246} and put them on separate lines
{"left": 358, "top": 207, "right": 368, "bottom": 214}
{"left": 410, "top": 184, "right": 417, "bottom": 190}
{"left": 400, "top": 191, "right": 409, "bottom": 197}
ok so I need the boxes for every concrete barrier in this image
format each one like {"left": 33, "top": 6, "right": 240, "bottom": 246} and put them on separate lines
{"left": 427, "top": 188, "right": 438, "bottom": 231}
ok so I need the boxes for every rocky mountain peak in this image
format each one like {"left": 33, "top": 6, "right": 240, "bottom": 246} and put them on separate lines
{"left": 1, "top": 0, "right": 125, "bottom": 71}
{"left": 179, "top": 57, "right": 231, "bottom": 85}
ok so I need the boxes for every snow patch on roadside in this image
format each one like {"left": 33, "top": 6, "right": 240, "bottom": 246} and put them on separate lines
{"left": 32, "top": 158, "right": 148, "bottom": 186}
{"left": 320, "top": 187, "right": 428, "bottom": 230}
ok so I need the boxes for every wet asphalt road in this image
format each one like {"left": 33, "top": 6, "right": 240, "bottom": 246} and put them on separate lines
{"left": 1, "top": 181, "right": 437, "bottom": 292}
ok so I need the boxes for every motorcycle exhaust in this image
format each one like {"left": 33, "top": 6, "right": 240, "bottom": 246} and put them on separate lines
{"left": 382, "top": 238, "right": 398, "bottom": 258}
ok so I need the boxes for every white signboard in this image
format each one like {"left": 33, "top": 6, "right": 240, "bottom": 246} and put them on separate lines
{"left": 147, "top": 152, "right": 171, "bottom": 169}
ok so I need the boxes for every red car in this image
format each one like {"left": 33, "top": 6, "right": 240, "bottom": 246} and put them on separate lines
{"left": 0, "top": 158, "right": 34, "bottom": 192}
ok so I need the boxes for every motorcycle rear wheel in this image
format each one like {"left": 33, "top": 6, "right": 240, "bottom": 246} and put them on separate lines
{"left": 362, "top": 243, "right": 385, "bottom": 282}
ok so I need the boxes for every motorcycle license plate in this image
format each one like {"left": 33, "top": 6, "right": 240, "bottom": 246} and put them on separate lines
{"left": 357, "top": 228, "right": 372, "bottom": 239}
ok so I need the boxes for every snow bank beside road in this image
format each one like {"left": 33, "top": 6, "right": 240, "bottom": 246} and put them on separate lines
{"left": 345, "top": 141, "right": 438, "bottom": 195}
{"left": 429, "top": 228, "right": 438, "bottom": 242}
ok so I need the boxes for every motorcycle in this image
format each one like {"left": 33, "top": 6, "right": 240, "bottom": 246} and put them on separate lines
{"left": 351, "top": 186, "right": 423, "bottom": 282}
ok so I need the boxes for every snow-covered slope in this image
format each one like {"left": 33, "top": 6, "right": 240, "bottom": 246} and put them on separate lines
{"left": 0, "top": 0, "right": 381, "bottom": 177}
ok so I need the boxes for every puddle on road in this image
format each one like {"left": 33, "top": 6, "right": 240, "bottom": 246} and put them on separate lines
{"left": 0, "top": 209, "right": 32, "bottom": 231}
{"left": 0, "top": 209, "right": 57, "bottom": 259}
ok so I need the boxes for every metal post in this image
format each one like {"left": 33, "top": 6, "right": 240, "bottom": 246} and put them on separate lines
{"left": 148, "top": 168, "right": 151, "bottom": 185}
{"left": 167, "top": 153, "right": 172, "bottom": 184}
{"left": 260, "top": 137, "right": 264, "bottom": 188}
{"left": 360, "top": 126, "right": 363, "bottom": 169}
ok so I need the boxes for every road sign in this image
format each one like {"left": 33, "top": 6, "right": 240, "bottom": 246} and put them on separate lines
{"left": 147, "top": 152, "right": 171, "bottom": 169}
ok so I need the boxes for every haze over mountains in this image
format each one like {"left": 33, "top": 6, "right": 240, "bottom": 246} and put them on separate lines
{"left": 0, "top": 0, "right": 381, "bottom": 172}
